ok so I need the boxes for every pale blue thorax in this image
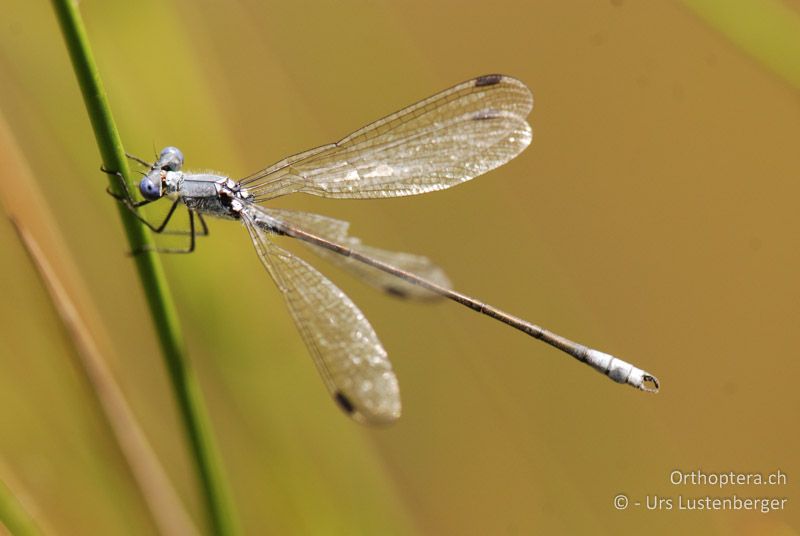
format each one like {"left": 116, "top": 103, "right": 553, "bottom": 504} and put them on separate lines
{"left": 160, "top": 170, "right": 254, "bottom": 220}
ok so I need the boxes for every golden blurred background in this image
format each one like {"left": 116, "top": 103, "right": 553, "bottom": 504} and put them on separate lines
{"left": 1, "top": 1, "right": 798, "bottom": 534}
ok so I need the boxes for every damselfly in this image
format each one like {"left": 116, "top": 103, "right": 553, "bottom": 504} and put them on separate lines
{"left": 109, "top": 74, "right": 659, "bottom": 424}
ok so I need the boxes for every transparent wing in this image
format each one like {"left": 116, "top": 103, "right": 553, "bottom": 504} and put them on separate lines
{"left": 260, "top": 208, "right": 451, "bottom": 299}
{"left": 240, "top": 74, "right": 533, "bottom": 200}
{"left": 241, "top": 210, "right": 401, "bottom": 424}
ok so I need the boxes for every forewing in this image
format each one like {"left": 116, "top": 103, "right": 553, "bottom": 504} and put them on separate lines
{"left": 240, "top": 75, "right": 532, "bottom": 200}
{"left": 241, "top": 211, "right": 401, "bottom": 424}
{"left": 261, "top": 208, "right": 451, "bottom": 299}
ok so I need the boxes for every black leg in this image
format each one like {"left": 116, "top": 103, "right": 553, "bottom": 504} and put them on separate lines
{"left": 100, "top": 166, "right": 153, "bottom": 208}
{"left": 112, "top": 191, "right": 181, "bottom": 233}
{"left": 157, "top": 208, "right": 210, "bottom": 237}
{"left": 130, "top": 210, "right": 198, "bottom": 255}
{"left": 126, "top": 152, "right": 153, "bottom": 169}
{"left": 149, "top": 198, "right": 182, "bottom": 233}
{"left": 196, "top": 212, "right": 209, "bottom": 237}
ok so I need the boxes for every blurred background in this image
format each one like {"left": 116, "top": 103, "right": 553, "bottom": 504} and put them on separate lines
{"left": 1, "top": 1, "right": 798, "bottom": 534}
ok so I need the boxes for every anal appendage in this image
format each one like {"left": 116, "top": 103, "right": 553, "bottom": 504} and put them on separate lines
{"left": 584, "top": 348, "right": 660, "bottom": 393}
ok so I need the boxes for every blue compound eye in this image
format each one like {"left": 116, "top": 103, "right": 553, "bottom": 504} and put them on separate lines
{"left": 159, "top": 146, "right": 184, "bottom": 171}
{"left": 139, "top": 176, "right": 161, "bottom": 200}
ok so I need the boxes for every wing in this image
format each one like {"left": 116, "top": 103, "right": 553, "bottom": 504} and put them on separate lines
{"left": 260, "top": 208, "right": 451, "bottom": 299}
{"left": 240, "top": 74, "right": 532, "bottom": 200}
{"left": 241, "top": 210, "right": 401, "bottom": 424}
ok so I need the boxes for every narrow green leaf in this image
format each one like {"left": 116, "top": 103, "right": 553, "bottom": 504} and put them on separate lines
{"left": 49, "top": 1, "right": 238, "bottom": 534}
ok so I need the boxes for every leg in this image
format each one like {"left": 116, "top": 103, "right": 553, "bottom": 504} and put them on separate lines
{"left": 105, "top": 179, "right": 182, "bottom": 233}
{"left": 157, "top": 208, "right": 209, "bottom": 237}
{"left": 126, "top": 152, "right": 153, "bottom": 169}
{"left": 131, "top": 210, "right": 198, "bottom": 255}
{"left": 144, "top": 198, "right": 182, "bottom": 233}
{"left": 100, "top": 166, "right": 152, "bottom": 208}
{"left": 196, "top": 212, "right": 209, "bottom": 236}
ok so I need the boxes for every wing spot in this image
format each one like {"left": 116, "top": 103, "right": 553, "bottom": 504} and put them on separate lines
{"left": 384, "top": 286, "right": 409, "bottom": 298}
{"left": 334, "top": 391, "right": 356, "bottom": 414}
{"left": 475, "top": 74, "right": 503, "bottom": 87}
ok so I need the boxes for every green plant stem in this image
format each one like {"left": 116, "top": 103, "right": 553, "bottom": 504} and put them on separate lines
{"left": 0, "top": 475, "right": 44, "bottom": 536}
{"left": 50, "top": 2, "right": 237, "bottom": 534}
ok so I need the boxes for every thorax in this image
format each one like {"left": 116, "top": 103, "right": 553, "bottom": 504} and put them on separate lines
{"left": 164, "top": 171, "right": 253, "bottom": 219}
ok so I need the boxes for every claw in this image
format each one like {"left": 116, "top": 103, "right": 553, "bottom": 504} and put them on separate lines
{"left": 99, "top": 165, "right": 122, "bottom": 178}
{"left": 105, "top": 186, "right": 125, "bottom": 200}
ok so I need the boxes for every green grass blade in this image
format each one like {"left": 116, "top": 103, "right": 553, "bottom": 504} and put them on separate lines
{"left": 0, "top": 475, "right": 44, "bottom": 536}
{"left": 49, "top": 1, "right": 238, "bottom": 534}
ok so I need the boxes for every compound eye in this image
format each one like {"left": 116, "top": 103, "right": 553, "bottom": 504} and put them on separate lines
{"left": 139, "top": 176, "right": 161, "bottom": 200}
{"left": 159, "top": 146, "right": 184, "bottom": 171}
